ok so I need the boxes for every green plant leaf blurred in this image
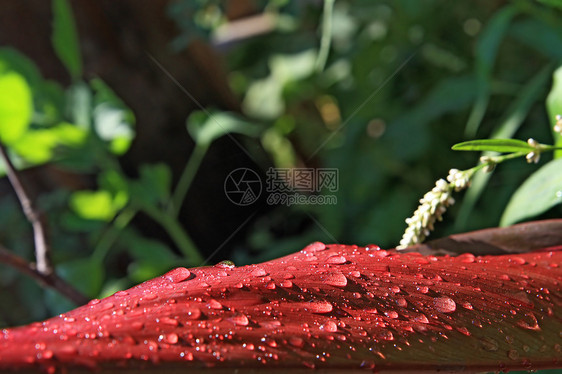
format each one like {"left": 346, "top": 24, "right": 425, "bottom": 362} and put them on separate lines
{"left": 52, "top": 0, "right": 82, "bottom": 79}
{"left": 500, "top": 158, "right": 562, "bottom": 226}
{"left": 128, "top": 163, "right": 172, "bottom": 208}
{"left": 187, "top": 110, "right": 262, "bottom": 147}
{"left": 452, "top": 139, "right": 533, "bottom": 153}
{"left": 547, "top": 65, "right": 562, "bottom": 158}
{"left": 0, "top": 71, "right": 32, "bottom": 145}
{"left": 70, "top": 190, "right": 121, "bottom": 222}
{"left": 91, "top": 78, "right": 136, "bottom": 155}
{"left": 538, "top": 0, "right": 562, "bottom": 10}
{"left": 11, "top": 122, "right": 86, "bottom": 163}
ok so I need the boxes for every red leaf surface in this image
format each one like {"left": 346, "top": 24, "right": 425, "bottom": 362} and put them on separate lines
{"left": 1, "top": 224, "right": 561, "bottom": 373}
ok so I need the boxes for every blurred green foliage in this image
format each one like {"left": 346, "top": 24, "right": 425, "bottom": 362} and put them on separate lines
{"left": 0, "top": 0, "right": 561, "bottom": 328}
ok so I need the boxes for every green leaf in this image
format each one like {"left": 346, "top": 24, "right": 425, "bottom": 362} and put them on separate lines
{"left": 500, "top": 158, "right": 562, "bottom": 226}
{"left": 187, "top": 110, "right": 261, "bottom": 147}
{"left": 129, "top": 163, "right": 172, "bottom": 207}
{"left": 11, "top": 122, "right": 87, "bottom": 163}
{"left": 67, "top": 81, "right": 92, "bottom": 129}
{"left": 0, "top": 71, "right": 32, "bottom": 144}
{"left": 125, "top": 235, "right": 178, "bottom": 282}
{"left": 91, "top": 78, "right": 135, "bottom": 155}
{"left": 70, "top": 190, "right": 118, "bottom": 221}
{"left": 547, "top": 65, "right": 562, "bottom": 158}
{"left": 57, "top": 258, "right": 104, "bottom": 297}
{"left": 538, "top": 0, "right": 562, "bottom": 10}
{"left": 455, "top": 66, "right": 551, "bottom": 230}
{"left": 452, "top": 139, "right": 533, "bottom": 153}
{"left": 52, "top": 0, "right": 82, "bottom": 79}
{"left": 98, "top": 170, "right": 129, "bottom": 211}
{"left": 0, "top": 48, "right": 65, "bottom": 127}
{"left": 465, "top": 6, "right": 518, "bottom": 137}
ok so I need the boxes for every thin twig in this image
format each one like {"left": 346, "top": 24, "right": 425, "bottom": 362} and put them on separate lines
{"left": 0, "top": 142, "right": 51, "bottom": 274}
{"left": 0, "top": 244, "right": 88, "bottom": 305}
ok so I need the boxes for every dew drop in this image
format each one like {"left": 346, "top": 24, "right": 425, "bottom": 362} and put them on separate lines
{"left": 215, "top": 260, "right": 235, "bottom": 269}
{"left": 511, "top": 257, "right": 526, "bottom": 265}
{"left": 304, "top": 242, "right": 326, "bottom": 252}
{"left": 385, "top": 311, "right": 399, "bottom": 319}
{"left": 349, "top": 271, "right": 361, "bottom": 278}
{"left": 517, "top": 312, "right": 540, "bottom": 331}
{"left": 306, "top": 300, "right": 333, "bottom": 314}
{"left": 207, "top": 299, "right": 223, "bottom": 310}
{"left": 320, "top": 321, "right": 338, "bottom": 332}
{"left": 396, "top": 298, "right": 407, "bottom": 307}
{"left": 416, "top": 286, "right": 429, "bottom": 294}
{"left": 185, "top": 307, "right": 202, "bottom": 320}
{"left": 457, "top": 253, "right": 475, "bottom": 263}
{"left": 378, "top": 330, "right": 394, "bottom": 341}
{"left": 412, "top": 313, "right": 429, "bottom": 324}
{"left": 230, "top": 314, "right": 249, "bottom": 326}
{"left": 114, "top": 291, "right": 129, "bottom": 297}
{"left": 159, "top": 316, "right": 178, "bottom": 326}
{"left": 88, "top": 299, "right": 101, "bottom": 306}
{"left": 326, "top": 255, "right": 347, "bottom": 264}
{"left": 164, "top": 267, "right": 191, "bottom": 283}
{"left": 161, "top": 333, "right": 179, "bottom": 344}
{"left": 324, "top": 272, "right": 347, "bottom": 287}
{"left": 266, "top": 282, "right": 276, "bottom": 290}
{"left": 251, "top": 267, "right": 268, "bottom": 277}
{"left": 280, "top": 280, "right": 293, "bottom": 288}
{"left": 433, "top": 296, "right": 456, "bottom": 313}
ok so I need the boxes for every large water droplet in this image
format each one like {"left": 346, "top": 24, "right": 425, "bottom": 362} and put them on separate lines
{"left": 324, "top": 272, "right": 347, "bottom": 287}
{"left": 305, "top": 301, "right": 333, "bottom": 314}
{"left": 457, "top": 253, "right": 475, "bottom": 263}
{"left": 326, "top": 255, "right": 347, "bottom": 265}
{"left": 412, "top": 313, "right": 429, "bottom": 324}
{"left": 207, "top": 299, "right": 223, "bottom": 310}
{"left": 320, "top": 321, "right": 338, "bottom": 332}
{"left": 230, "top": 314, "right": 249, "bottom": 326}
{"left": 433, "top": 296, "right": 456, "bottom": 313}
{"left": 517, "top": 312, "right": 540, "bottom": 331}
{"left": 159, "top": 332, "right": 179, "bottom": 344}
{"left": 251, "top": 267, "right": 268, "bottom": 277}
{"left": 164, "top": 267, "right": 191, "bottom": 283}
{"left": 304, "top": 242, "right": 326, "bottom": 252}
{"left": 215, "top": 260, "right": 235, "bottom": 269}
{"left": 280, "top": 280, "right": 293, "bottom": 288}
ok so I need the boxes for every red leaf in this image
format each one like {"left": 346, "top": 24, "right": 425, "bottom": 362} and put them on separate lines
{"left": 1, "top": 224, "right": 561, "bottom": 373}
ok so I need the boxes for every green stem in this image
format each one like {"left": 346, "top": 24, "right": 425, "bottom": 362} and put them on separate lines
{"left": 91, "top": 207, "right": 137, "bottom": 263}
{"left": 168, "top": 143, "right": 208, "bottom": 218}
{"left": 315, "top": 0, "right": 335, "bottom": 72}
{"left": 141, "top": 203, "right": 203, "bottom": 265}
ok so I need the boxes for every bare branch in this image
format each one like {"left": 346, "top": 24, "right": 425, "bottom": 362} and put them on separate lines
{"left": 0, "top": 244, "right": 88, "bottom": 306}
{"left": 0, "top": 142, "right": 51, "bottom": 274}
